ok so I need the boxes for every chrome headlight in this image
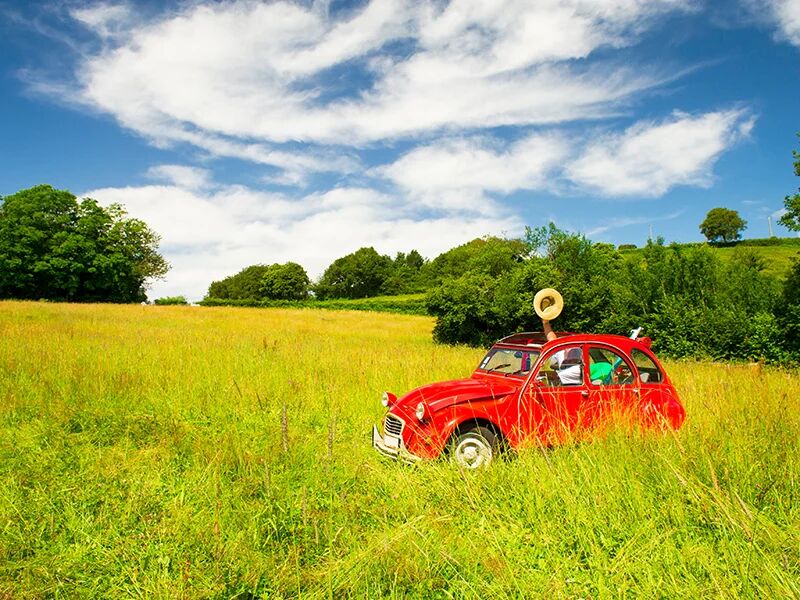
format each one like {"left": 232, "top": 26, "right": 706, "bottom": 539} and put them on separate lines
{"left": 415, "top": 402, "right": 426, "bottom": 421}
{"left": 381, "top": 391, "right": 397, "bottom": 407}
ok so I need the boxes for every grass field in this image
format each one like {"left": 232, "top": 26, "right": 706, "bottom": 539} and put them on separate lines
{"left": 619, "top": 237, "right": 800, "bottom": 279}
{"left": 1, "top": 301, "right": 799, "bottom": 598}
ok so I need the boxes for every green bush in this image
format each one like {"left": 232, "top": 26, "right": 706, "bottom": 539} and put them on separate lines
{"left": 426, "top": 226, "right": 797, "bottom": 364}
{"left": 154, "top": 296, "right": 188, "bottom": 305}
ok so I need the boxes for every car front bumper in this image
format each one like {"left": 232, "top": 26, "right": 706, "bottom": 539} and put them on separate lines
{"left": 372, "top": 424, "right": 421, "bottom": 464}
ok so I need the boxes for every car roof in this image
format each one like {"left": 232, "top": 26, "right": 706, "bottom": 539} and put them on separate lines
{"left": 495, "top": 331, "right": 653, "bottom": 353}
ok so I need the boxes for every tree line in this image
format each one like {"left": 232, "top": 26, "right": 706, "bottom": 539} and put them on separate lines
{"left": 203, "top": 238, "right": 527, "bottom": 303}
{"left": 0, "top": 185, "right": 168, "bottom": 302}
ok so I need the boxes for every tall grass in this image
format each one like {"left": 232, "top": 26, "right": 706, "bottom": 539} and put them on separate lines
{"left": 0, "top": 301, "right": 798, "bottom": 598}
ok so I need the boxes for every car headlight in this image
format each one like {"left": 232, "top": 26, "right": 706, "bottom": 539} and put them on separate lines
{"left": 381, "top": 391, "right": 397, "bottom": 407}
{"left": 415, "top": 402, "right": 426, "bottom": 421}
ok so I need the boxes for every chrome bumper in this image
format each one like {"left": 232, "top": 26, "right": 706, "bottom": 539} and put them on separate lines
{"left": 372, "top": 424, "right": 421, "bottom": 464}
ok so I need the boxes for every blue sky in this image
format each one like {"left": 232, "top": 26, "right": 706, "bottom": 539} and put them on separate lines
{"left": 1, "top": 0, "right": 799, "bottom": 300}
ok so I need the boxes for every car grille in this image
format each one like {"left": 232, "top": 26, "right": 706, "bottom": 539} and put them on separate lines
{"left": 384, "top": 414, "right": 404, "bottom": 436}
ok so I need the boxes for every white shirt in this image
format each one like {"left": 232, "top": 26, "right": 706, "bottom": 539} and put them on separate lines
{"left": 550, "top": 348, "right": 583, "bottom": 386}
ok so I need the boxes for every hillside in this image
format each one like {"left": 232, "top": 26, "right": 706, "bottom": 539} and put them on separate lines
{"left": 618, "top": 237, "right": 800, "bottom": 278}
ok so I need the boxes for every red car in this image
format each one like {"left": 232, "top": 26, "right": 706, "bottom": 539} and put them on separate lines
{"left": 372, "top": 330, "right": 685, "bottom": 468}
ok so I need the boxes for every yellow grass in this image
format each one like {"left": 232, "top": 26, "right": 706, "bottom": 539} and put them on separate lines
{"left": 0, "top": 301, "right": 798, "bottom": 597}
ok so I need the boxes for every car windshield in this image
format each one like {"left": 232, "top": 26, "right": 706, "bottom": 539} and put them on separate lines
{"left": 478, "top": 347, "right": 540, "bottom": 376}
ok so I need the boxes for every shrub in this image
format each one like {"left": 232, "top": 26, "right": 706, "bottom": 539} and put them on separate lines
{"left": 154, "top": 296, "right": 188, "bottom": 305}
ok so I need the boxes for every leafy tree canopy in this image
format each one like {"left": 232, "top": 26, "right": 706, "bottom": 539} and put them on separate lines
{"left": 206, "top": 264, "right": 271, "bottom": 301}
{"left": 0, "top": 185, "right": 168, "bottom": 302}
{"left": 315, "top": 247, "right": 393, "bottom": 299}
{"left": 260, "top": 262, "right": 310, "bottom": 300}
{"left": 422, "top": 236, "right": 526, "bottom": 286}
{"left": 779, "top": 133, "right": 800, "bottom": 232}
{"left": 700, "top": 207, "right": 748, "bottom": 243}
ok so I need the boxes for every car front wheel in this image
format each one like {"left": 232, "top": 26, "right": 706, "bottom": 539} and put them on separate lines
{"left": 451, "top": 426, "right": 497, "bottom": 469}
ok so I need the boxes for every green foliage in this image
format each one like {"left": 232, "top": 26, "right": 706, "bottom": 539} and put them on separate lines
{"left": 154, "top": 296, "right": 188, "bottom": 305}
{"left": 617, "top": 243, "right": 637, "bottom": 250}
{"left": 206, "top": 264, "right": 271, "bottom": 301}
{"left": 777, "top": 258, "right": 800, "bottom": 355}
{"left": 700, "top": 207, "right": 748, "bottom": 243}
{"left": 315, "top": 247, "right": 393, "bottom": 299}
{"left": 427, "top": 272, "right": 502, "bottom": 346}
{"left": 778, "top": 133, "right": 800, "bottom": 231}
{"left": 381, "top": 250, "right": 428, "bottom": 295}
{"left": 260, "top": 262, "right": 310, "bottom": 300}
{"left": 0, "top": 185, "right": 169, "bottom": 302}
{"left": 428, "top": 226, "right": 793, "bottom": 364}
{"left": 421, "top": 236, "right": 526, "bottom": 286}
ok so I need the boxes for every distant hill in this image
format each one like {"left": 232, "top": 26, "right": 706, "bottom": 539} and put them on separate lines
{"left": 617, "top": 237, "right": 800, "bottom": 278}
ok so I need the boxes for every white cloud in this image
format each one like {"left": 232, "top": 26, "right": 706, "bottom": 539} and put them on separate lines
{"left": 70, "top": 3, "right": 133, "bottom": 40}
{"left": 379, "top": 133, "right": 570, "bottom": 211}
{"left": 146, "top": 165, "right": 212, "bottom": 190}
{"left": 566, "top": 109, "right": 755, "bottom": 197}
{"left": 750, "top": 0, "right": 800, "bottom": 46}
{"left": 67, "top": 0, "right": 691, "bottom": 156}
{"left": 84, "top": 180, "right": 521, "bottom": 301}
{"left": 584, "top": 210, "right": 683, "bottom": 236}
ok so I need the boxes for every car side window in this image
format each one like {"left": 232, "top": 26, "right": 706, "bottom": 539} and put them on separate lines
{"left": 537, "top": 345, "right": 584, "bottom": 387}
{"left": 588, "top": 346, "right": 635, "bottom": 386}
{"left": 631, "top": 349, "right": 663, "bottom": 383}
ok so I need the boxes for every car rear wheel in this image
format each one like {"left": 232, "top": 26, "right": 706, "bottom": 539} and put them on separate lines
{"left": 451, "top": 426, "right": 497, "bottom": 469}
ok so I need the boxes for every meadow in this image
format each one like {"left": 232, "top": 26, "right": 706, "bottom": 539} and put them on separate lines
{"left": 0, "top": 301, "right": 798, "bottom": 598}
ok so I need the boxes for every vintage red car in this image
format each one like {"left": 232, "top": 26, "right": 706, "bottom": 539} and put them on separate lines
{"left": 372, "top": 330, "right": 685, "bottom": 468}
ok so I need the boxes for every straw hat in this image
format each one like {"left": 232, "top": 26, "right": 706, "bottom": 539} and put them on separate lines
{"left": 534, "top": 288, "right": 563, "bottom": 321}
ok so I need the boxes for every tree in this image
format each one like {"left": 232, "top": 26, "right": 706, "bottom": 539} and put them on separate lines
{"left": 381, "top": 250, "right": 427, "bottom": 295}
{"left": 315, "top": 247, "right": 392, "bottom": 299}
{"left": 0, "top": 185, "right": 168, "bottom": 302}
{"left": 260, "top": 262, "right": 310, "bottom": 300}
{"left": 206, "top": 265, "right": 271, "bottom": 300}
{"left": 779, "top": 133, "right": 800, "bottom": 231}
{"left": 421, "top": 236, "right": 526, "bottom": 287}
{"left": 699, "top": 207, "right": 747, "bottom": 243}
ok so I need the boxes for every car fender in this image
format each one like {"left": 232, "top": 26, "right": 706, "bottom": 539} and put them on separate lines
{"left": 432, "top": 404, "right": 508, "bottom": 454}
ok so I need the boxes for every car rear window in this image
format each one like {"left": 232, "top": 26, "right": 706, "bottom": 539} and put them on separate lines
{"left": 631, "top": 349, "right": 663, "bottom": 383}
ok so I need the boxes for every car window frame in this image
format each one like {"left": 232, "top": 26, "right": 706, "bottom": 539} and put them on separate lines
{"left": 586, "top": 343, "right": 637, "bottom": 388}
{"left": 530, "top": 342, "right": 588, "bottom": 389}
{"left": 630, "top": 347, "right": 664, "bottom": 385}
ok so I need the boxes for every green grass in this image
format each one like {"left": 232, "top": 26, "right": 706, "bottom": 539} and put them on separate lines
{"left": 199, "top": 293, "right": 428, "bottom": 315}
{"left": 619, "top": 237, "right": 800, "bottom": 278}
{"left": 1, "top": 301, "right": 798, "bottom": 597}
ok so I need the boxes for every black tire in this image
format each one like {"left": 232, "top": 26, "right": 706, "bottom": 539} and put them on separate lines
{"left": 450, "top": 425, "right": 498, "bottom": 469}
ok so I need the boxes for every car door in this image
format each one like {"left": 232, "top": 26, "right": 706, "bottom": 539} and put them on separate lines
{"left": 586, "top": 344, "right": 638, "bottom": 427}
{"left": 520, "top": 343, "right": 589, "bottom": 444}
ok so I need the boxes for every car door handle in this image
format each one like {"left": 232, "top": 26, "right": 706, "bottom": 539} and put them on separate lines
{"left": 581, "top": 390, "right": 589, "bottom": 398}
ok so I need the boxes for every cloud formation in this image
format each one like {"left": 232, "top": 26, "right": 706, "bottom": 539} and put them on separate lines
{"left": 379, "top": 133, "right": 570, "bottom": 212}
{"left": 70, "top": 1, "right": 691, "bottom": 153}
{"left": 759, "top": 0, "right": 800, "bottom": 46}
{"left": 566, "top": 109, "right": 755, "bottom": 196}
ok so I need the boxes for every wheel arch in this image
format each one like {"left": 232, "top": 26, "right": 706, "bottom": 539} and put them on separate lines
{"left": 448, "top": 417, "right": 508, "bottom": 450}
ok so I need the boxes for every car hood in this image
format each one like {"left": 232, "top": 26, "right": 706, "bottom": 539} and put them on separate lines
{"left": 395, "top": 376, "right": 518, "bottom": 412}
